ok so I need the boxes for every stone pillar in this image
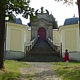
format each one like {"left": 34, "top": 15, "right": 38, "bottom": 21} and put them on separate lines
{"left": 48, "top": 27, "right": 52, "bottom": 39}
{"left": 31, "top": 27, "right": 35, "bottom": 39}
{"left": 34, "top": 29, "right": 37, "bottom": 38}
{"left": 50, "top": 27, "right": 53, "bottom": 40}
{"left": 46, "top": 30, "right": 48, "bottom": 39}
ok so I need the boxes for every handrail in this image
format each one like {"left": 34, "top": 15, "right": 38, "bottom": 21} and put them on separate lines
{"left": 30, "top": 37, "right": 37, "bottom": 50}
{"left": 24, "top": 37, "right": 37, "bottom": 52}
{"left": 47, "top": 38, "right": 54, "bottom": 48}
{"left": 47, "top": 37, "right": 61, "bottom": 52}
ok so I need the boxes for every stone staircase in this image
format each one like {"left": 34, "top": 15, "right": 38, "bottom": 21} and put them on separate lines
{"left": 19, "top": 40, "right": 64, "bottom": 62}
{"left": 27, "top": 40, "right": 59, "bottom": 56}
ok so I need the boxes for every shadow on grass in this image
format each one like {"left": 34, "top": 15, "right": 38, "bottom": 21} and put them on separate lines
{"left": 0, "top": 72, "right": 20, "bottom": 80}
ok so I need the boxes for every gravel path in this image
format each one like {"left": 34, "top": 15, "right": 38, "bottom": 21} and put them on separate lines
{"left": 19, "top": 62, "right": 62, "bottom": 80}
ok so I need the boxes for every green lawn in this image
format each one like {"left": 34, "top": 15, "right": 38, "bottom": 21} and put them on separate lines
{"left": 1, "top": 60, "right": 80, "bottom": 80}
{"left": 0, "top": 60, "right": 30, "bottom": 80}
{"left": 52, "top": 61, "right": 80, "bottom": 80}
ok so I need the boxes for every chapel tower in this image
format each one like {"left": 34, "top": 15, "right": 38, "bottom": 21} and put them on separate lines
{"left": 31, "top": 7, "right": 53, "bottom": 41}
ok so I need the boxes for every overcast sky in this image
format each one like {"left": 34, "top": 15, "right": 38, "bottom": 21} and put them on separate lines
{"left": 17, "top": 0, "right": 78, "bottom": 26}
{"left": 30, "top": 0, "right": 78, "bottom": 26}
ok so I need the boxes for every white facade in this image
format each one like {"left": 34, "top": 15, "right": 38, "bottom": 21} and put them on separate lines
{"left": 6, "top": 22, "right": 31, "bottom": 59}
{"left": 59, "top": 24, "right": 80, "bottom": 61}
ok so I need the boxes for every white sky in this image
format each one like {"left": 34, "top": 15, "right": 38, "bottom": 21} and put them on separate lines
{"left": 18, "top": 0, "right": 78, "bottom": 26}
{"left": 30, "top": 0, "right": 78, "bottom": 26}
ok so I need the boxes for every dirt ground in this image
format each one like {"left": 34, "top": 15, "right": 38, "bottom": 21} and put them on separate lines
{"left": 19, "top": 62, "right": 62, "bottom": 80}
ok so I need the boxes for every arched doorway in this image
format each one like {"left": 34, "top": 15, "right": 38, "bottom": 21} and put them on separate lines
{"left": 38, "top": 27, "right": 46, "bottom": 41}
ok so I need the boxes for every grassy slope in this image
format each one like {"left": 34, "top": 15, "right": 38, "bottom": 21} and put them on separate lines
{"left": 52, "top": 62, "right": 80, "bottom": 80}
{"left": 0, "top": 60, "right": 29, "bottom": 80}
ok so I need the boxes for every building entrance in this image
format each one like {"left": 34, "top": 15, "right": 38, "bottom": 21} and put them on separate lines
{"left": 38, "top": 27, "right": 46, "bottom": 41}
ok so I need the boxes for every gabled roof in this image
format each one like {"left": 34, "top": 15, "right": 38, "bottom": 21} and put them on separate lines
{"left": 64, "top": 17, "right": 79, "bottom": 26}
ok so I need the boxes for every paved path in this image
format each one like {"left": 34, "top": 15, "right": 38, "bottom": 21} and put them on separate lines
{"left": 19, "top": 62, "right": 62, "bottom": 80}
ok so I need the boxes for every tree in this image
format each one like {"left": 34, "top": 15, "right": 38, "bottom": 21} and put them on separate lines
{"left": 77, "top": 0, "right": 80, "bottom": 23}
{"left": 53, "top": 20, "right": 58, "bottom": 29}
{"left": 51, "top": 16, "right": 58, "bottom": 29}
{"left": 55, "top": 0, "right": 74, "bottom": 5}
{"left": 0, "top": 0, "right": 32, "bottom": 69}
{"left": 49, "top": 14, "right": 58, "bottom": 29}
{"left": 77, "top": 0, "right": 80, "bottom": 36}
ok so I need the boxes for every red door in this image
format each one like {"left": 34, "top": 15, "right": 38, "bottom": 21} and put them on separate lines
{"left": 38, "top": 27, "right": 46, "bottom": 41}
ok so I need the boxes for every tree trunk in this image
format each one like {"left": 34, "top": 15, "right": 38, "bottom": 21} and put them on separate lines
{"left": 77, "top": 0, "right": 80, "bottom": 23}
{"left": 0, "top": 9, "right": 5, "bottom": 68}
{"left": 77, "top": 0, "right": 80, "bottom": 44}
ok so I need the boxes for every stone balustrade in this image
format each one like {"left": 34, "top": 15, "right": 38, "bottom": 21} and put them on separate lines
{"left": 47, "top": 38, "right": 54, "bottom": 49}
{"left": 25, "top": 37, "right": 38, "bottom": 52}
{"left": 47, "top": 38, "right": 61, "bottom": 52}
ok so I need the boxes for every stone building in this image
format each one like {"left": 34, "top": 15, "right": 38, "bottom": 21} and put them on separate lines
{"left": 31, "top": 8, "right": 53, "bottom": 41}
{"left": 5, "top": 8, "right": 80, "bottom": 61}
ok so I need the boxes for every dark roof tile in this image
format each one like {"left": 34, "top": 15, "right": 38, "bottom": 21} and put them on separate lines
{"left": 64, "top": 17, "right": 79, "bottom": 26}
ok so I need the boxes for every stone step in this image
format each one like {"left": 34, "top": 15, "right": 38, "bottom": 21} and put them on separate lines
{"left": 29, "top": 49, "right": 54, "bottom": 53}
{"left": 20, "top": 56, "right": 64, "bottom": 62}
{"left": 27, "top": 52, "right": 60, "bottom": 57}
{"left": 27, "top": 40, "right": 60, "bottom": 56}
{"left": 29, "top": 41, "right": 53, "bottom": 51}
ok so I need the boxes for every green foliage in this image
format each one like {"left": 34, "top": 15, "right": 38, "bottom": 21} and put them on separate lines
{"left": 52, "top": 19, "right": 58, "bottom": 29}
{"left": 51, "top": 16, "right": 58, "bottom": 29}
{"left": 0, "top": 60, "right": 30, "bottom": 80}
{"left": 0, "top": 0, "right": 34, "bottom": 69}
{"left": 8, "top": 14, "right": 16, "bottom": 22}
{"left": 28, "top": 8, "right": 37, "bottom": 22}
{"left": 0, "top": 0, "right": 34, "bottom": 19}
{"left": 55, "top": 0, "right": 74, "bottom": 5}
{"left": 30, "top": 15, "right": 37, "bottom": 22}
{"left": 5, "top": 0, "right": 29, "bottom": 15}
{"left": 52, "top": 62, "right": 80, "bottom": 80}
{"left": 55, "top": 0, "right": 78, "bottom": 6}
